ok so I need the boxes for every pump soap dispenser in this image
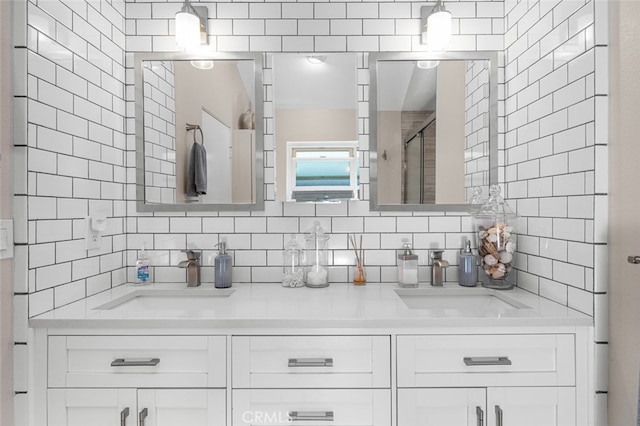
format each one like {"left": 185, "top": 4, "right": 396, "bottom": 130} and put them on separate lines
{"left": 214, "top": 242, "right": 232, "bottom": 288}
{"left": 398, "top": 241, "right": 419, "bottom": 288}
{"left": 458, "top": 239, "right": 478, "bottom": 287}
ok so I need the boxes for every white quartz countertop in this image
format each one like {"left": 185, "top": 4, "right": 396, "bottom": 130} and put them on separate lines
{"left": 29, "top": 282, "right": 593, "bottom": 329}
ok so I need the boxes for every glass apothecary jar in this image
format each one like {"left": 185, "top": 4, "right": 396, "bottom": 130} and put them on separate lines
{"left": 305, "top": 221, "right": 329, "bottom": 288}
{"left": 282, "top": 235, "right": 305, "bottom": 288}
{"left": 472, "top": 184, "right": 518, "bottom": 290}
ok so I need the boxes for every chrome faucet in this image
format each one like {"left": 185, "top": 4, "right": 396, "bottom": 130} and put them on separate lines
{"left": 430, "top": 250, "right": 450, "bottom": 287}
{"left": 178, "top": 250, "right": 202, "bottom": 287}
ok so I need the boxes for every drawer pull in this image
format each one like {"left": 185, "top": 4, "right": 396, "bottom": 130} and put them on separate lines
{"left": 463, "top": 356, "right": 511, "bottom": 366}
{"left": 495, "top": 405, "right": 503, "bottom": 426}
{"left": 120, "top": 407, "right": 129, "bottom": 426}
{"left": 111, "top": 358, "right": 160, "bottom": 367}
{"left": 288, "top": 411, "right": 334, "bottom": 422}
{"left": 476, "top": 406, "right": 484, "bottom": 426}
{"left": 288, "top": 358, "right": 333, "bottom": 367}
{"left": 139, "top": 408, "right": 148, "bottom": 426}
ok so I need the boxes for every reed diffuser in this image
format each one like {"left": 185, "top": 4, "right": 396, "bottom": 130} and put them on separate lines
{"left": 349, "top": 234, "right": 366, "bottom": 285}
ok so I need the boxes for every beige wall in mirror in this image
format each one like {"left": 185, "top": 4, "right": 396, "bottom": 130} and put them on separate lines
{"left": 272, "top": 53, "right": 358, "bottom": 200}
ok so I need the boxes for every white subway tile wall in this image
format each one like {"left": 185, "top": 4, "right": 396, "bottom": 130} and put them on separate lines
{"left": 13, "top": 0, "right": 608, "bottom": 422}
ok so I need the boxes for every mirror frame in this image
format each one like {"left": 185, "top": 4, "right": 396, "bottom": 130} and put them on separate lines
{"left": 134, "top": 51, "right": 264, "bottom": 212}
{"left": 369, "top": 51, "right": 498, "bottom": 212}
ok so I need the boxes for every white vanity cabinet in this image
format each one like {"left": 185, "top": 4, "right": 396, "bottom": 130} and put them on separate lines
{"left": 48, "top": 388, "right": 225, "bottom": 426}
{"left": 398, "top": 387, "right": 576, "bottom": 426}
{"left": 231, "top": 335, "right": 391, "bottom": 425}
{"left": 396, "top": 334, "right": 580, "bottom": 426}
{"left": 45, "top": 335, "right": 227, "bottom": 426}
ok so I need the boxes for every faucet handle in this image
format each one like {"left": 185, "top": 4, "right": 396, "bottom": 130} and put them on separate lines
{"left": 181, "top": 249, "right": 201, "bottom": 260}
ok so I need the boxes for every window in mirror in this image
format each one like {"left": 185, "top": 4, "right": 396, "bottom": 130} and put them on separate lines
{"left": 272, "top": 53, "right": 359, "bottom": 201}
{"left": 286, "top": 141, "right": 359, "bottom": 202}
{"left": 135, "top": 52, "right": 264, "bottom": 212}
{"left": 370, "top": 51, "right": 498, "bottom": 211}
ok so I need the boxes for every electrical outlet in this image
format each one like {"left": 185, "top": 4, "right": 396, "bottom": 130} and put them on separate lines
{"left": 85, "top": 217, "right": 102, "bottom": 250}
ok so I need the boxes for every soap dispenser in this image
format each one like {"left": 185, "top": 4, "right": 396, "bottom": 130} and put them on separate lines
{"left": 458, "top": 239, "right": 478, "bottom": 287}
{"left": 214, "top": 242, "right": 232, "bottom": 289}
{"left": 135, "top": 243, "right": 150, "bottom": 285}
{"left": 397, "top": 241, "right": 419, "bottom": 288}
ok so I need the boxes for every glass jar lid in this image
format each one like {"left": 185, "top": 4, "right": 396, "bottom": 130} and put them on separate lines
{"left": 305, "top": 221, "right": 329, "bottom": 242}
{"left": 474, "top": 184, "right": 516, "bottom": 219}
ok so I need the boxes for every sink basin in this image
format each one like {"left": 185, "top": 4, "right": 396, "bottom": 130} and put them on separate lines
{"left": 394, "top": 288, "right": 530, "bottom": 311}
{"left": 94, "top": 289, "right": 235, "bottom": 311}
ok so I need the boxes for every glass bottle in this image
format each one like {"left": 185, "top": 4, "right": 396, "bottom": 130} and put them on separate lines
{"left": 305, "top": 221, "right": 329, "bottom": 288}
{"left": 282, "top": 235, "right": 305, "bottom": 288}
{"left": 397, "top": 241, "right": 419, "bottom": 288}
{"left": 472, "top": 184, "right": 517, "bottom": 290}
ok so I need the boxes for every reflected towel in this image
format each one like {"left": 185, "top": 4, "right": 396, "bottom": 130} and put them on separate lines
{"left": 186, "top": 143, "right": 207, "bottom": 196}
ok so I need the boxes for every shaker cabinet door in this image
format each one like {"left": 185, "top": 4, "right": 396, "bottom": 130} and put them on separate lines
{"left": 48, "top": 388, "right": 136, "bottom": 426}
{"left": 487, "top": 387, "right": 576, "bottom": 426}
{"left": 137, "top": 389, "right": 226, "bottom": 426}
{"left": 398, "top": 388, "right": 486, "bottom": 426}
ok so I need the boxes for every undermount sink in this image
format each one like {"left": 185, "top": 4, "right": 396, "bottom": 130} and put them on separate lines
{"left": 94, "top": 288, "right": 235, "bottom": 311}
{"left": 394, "top": 288, "right": 530, "bottom": 311}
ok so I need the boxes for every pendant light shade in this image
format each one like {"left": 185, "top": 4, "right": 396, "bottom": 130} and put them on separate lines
{"left": 421, "top": 1, "right": 452, "bottom": 51}
{"left": 175, "top": 0, "right": 208, "bottom": 50}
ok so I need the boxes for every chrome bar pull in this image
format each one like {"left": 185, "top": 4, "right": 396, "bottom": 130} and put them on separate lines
{"left": 288, "top": 358, "right": 333, "bottom": 367}
{"left": 288, "top": 411, "right": 334, "bottom": 422}
{"left": 495, "top": 406, "right": 503, "bottom": 426}
{"left": 628, "top": 256, "right": 640, "bottom": 264}
{"left": 476, "top": 406, "right": 484, "bottom": 426}
{"left": 139, "top": 408, "right": 148, "bottom": 426}
{"left": 120, "top": 407, "right": 129, "bottom": 426}
{"left": 110, "top": 358, "right": 160, "bottom": 367}
{"left": 464, "top": 356, "right": 512, "bottom": 366}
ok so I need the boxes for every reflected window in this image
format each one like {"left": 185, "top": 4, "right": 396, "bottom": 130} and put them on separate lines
{"left": 286, "top": 141, "right": 359, "bottom": 202}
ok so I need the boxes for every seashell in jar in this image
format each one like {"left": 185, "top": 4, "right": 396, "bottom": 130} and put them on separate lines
{"left": 479, "top": 230, "right": 488, "bottom": 239}
{"left": 488, "top": 227, "right": 498, "bottom": 234}
{"left": 488, "top": 233, "right": 498, "bottom": 243}
{"left": 499, "top": 251, "right": 513, "bottom": 264}
{"left": 502, "top": 231, "right": 511, "bottom": 239}
{"left": 491, "top": 268, "right": 506, "bottom": 279}
{"left": 484, "top": 254, "right": 498, "bottom": 266}
{"left": 506, "top": 241, "right": 515, "bottom": 253}
{"left": 504, "top": 226, "right": 514, "bottom": 233}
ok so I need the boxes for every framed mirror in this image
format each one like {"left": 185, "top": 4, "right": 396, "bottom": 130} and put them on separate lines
{"left": 135, "top": 52, "right": 264, "bottom": 212}
{"left": 272, "top": 53, "right": 359, "bottom": 202}
{"left": 369, "top": 51, "right": 498, "bottom": 211}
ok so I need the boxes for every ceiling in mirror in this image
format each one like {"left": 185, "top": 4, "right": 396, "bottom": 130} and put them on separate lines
{"left": 135, "top": 52, "right": 264, "bottom": 212}
{"left": 369, "top": 51, "right": 498, "bottom": 212}
{"left": 272, "top": 53, "right": 359, "bottom": 202}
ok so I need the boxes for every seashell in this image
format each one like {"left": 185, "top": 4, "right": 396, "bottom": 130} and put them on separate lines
{"left": 479, "top": 230, "right": 488, "bottom": 239}
{"left": 504, "top": 226, "right": 514, "bottom": 233}
{"left": 488, "top": 227, "right": 498, "bottom": 234}
{"left": 502, "top": 231, "right": 511, "bottom": 239}
{"left": 496, "top": 263, "right": 506, "bottom": 273}
{"left": 488, "top": 234, "right": 498, "bottom": 243}
{"left": 499, "top": 251, "right": 513, "bottom": 264}
{"left": 484, "top": 254, "right": 498, "bottom": 266}
{"left": 491, "top": 268, "right": 506, "bottom": 279}
{"left": 483, "top": 241, "right": 500, "bottom": 259}
{"left": 506, "top": 241, "right": 515, "bottom": 253}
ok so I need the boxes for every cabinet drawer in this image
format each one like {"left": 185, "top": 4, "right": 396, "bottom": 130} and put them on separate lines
{"left": 232, "top": 336, "right": 390, "bottom": 388}
{"left": 233, "top": 389, "right": 390, "bottom": 426}
{"left": 48, "top": 335, "right": 226, "bottom": 388}
{"left": 397, "top": 334, "right": 575, "bottom": 387}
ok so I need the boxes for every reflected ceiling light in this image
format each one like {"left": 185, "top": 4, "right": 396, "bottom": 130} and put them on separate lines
{"left": 306, "top": 55, "right": 327, "bottom": 64}
{"left": 175, "top": 0, "right": 208, "bottom": 51}
{"left": 416, "top": 60, "right": 440, "bottom": 69}
{"left": 421, "top": 0, "right": 452, "bottom": 51}
{"left": 191, "top": 60, "right": 214, "bottom": 70}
